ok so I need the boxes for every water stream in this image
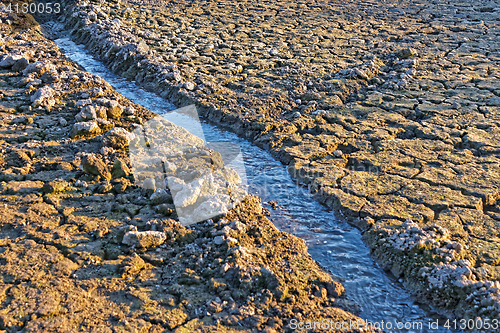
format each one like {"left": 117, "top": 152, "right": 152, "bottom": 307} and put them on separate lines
{"left": 55, "top": 37, "right": 460, "bottom": 333}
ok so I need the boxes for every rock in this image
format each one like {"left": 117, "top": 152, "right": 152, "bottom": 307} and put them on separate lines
{"left": 31, "top": 86, "right": 55, "bottom": 108}
{"left": 137, "top": 41, "right": 149, "bottom": 53}
{"left": 214, "top": 236, "right": 224, "bottom": 245}
{"left": 122, "top": 230, "right": 167, "bottom": 248}
{"left": 269, "top": 48, "right": 279, "bottom": 56}
{"left": 96, "top": 182, "right": 113, "bottom": 193}
{"left": 179, "top": 55, "right": 191, "bottom": 62}
{"left": 76, "top": 105, "right": 108, "bottom": 121}
{"left": 70, "top": 121, "right": 100, "bottom": 138}
{"left": 96, "top": 119, "right": 112, "bottom": 130}
{"left": 312, "top": 110, "right": 327, "bottom": 115}
{"left": 150, "top": 189, "right": 173, "bottom": 205}
{"left": 81, "top": 154, "right": 111, "bottom": 180}
{"left": 397, "top": 48, "right": 418, "bottom": 59}
{"left": 41, "top": 179, "right": 68, "bottom": 194}
{"left": 58, "top": 117, "right": 67, "bottom": 126}
{"left": 210, "top": 151, "right": 224, "bottom": 169}
{"left": 182, "top": 194, "right": 231, "bottom": 225}
{"left": 74, "top": 180, "right": 88, "bottom": 187}
{"left": 25, "top": 79, "right": 41, "bottom": 88}
{"left": 183, "top": 82, "right": 195, "bottom": 90}
{"left": 75, "top": 106, "right": 97, "bottom": 122}
{"left": 12, "top": 57, "right": 29, "bottom": 72}
{"left": 167, "top": 177, "right": 185, "bottom": 192}
{"left": 142, "top": 178, "right": 156, "bottom": 191}
{"left": 102, "top": 127, "right": 134, "bottom": 150}
{"left": 75, "top": 99, "right": 92, "bottom": 107}
{"left": 111, "top": 158, "right": 130, "bottom": 178}
{"left": 22, "top": 61, "right": 55, "bottom": 76}
{"left": 88, "top": 11, "right": 97, "bottom": 21}
{"left": 113, "top": 179, "right": 130, "bottom": 193}
{"left": 119, "top": 253, "right": 148, "bottom": 277}
{"left": 156, "top": 203, "right": 175, "bottom": 215}
{"left": 3, "top": 180, "right": 44, "bottom": 194}
{"left": 107, "top": 100, "right": 123, "bottom": 119}
{"left": 324, "top": 95, "right": 343, "bottom": 106}
{"left": 333, "top": 150, "right": 343, "bottom": 157}
{"left": 325, "top": 281, "right": 344, "bottom": 297}
{"left": 40, "top": 69, "right": 60, "bottom": 84}
{"left": 0, "top": 54, "right": 23, "bottom": 68}
{"left": 95, "top": 98, "right": 123, "bottom": 118}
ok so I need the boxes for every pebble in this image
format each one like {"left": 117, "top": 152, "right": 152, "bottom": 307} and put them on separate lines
{"left": 333, "top": 150, "right": 343, "bottom": 157}
{"left": 214, "top": 236, "right": 224, "bottom": 245}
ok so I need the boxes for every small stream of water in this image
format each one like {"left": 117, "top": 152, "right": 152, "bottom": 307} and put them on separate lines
{"left": 55, "top": 37, "right": 460, "bottom": 333}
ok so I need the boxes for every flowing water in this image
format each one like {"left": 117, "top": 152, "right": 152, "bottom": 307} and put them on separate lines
{"left": 55, "top": 37, "right": 460, "bottom": 333}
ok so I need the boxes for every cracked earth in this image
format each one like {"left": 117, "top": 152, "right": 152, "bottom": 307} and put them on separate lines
{"left": 0, "top": 0, "right": 500, "bottom": 331}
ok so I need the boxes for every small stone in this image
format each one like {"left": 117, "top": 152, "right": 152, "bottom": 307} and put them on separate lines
{"left": 41, "top": 179, "right": 68, "bottom": 194}
{"left": 173, "top": 71, "right": 182, "bottom": 82}
{"left": 87, "top": 11, "right": 97, "bottom": 21}
{"left": 3, "top": 180, "right": 43, "bottom": 194}
{"left": 106, "top": 100, "right": 123, "bottom": 119}
{"left": 12, "top": 57, "right": 29, "bottom": 72}
{"left": 40, "top": 69, "right": 60, "bottom": 84}
{"left": 58, "top": 117, "right": 67, "bottom": 126}
{"left": 113, "top": 178, "right": 131, "bottom": 193}
{"left": 312, "top": 110, "right": 327, "bottom": 116}
{"left": 74, "top": 180, "right": 88, "bottom": 187}
{"left": 156, "top": 203, "right": 175, "bottom": 215}
{"left": 111, "top": 158, "right": 130, "bottom": 178}
{"left": 269, "top": 48, "right": 279, "bottom": 56}
{"left": 122, "top": 230, "right": 167, "bottom": 248}
{"left": 183, "top": 82, "right": 195, "bottom": 90}
{"left": 210, "top": 151, "right": 224, "bottom": 169}
{"left": 70, "top": 121, "right": 100, "bottom": 138}
{"left": 150, "top": 189, "right": 173, "bottom": 205}
{"left": 22, "top": 61, "right": 55, "bottom": 76}
{"left": 397, "top": 48, "right": 418, "bottom": 59}
{"left": 75, "top": 99, "right": 92, "bottom": 107}
{"left": 142, "top": 178, "right": 156, "bottom": 191}
{"left": 227, "top": 237, "right": 238, "bottom": 246}
{"left": 81, "top": 154, "right": 111, "bottom": 180}
{"left": 0, "top": 54, "right": 22, "bottom": 68}
{"left": 96, "top": 182, "right": 113, "bottom": 194}
{"left": 31, "top": 86, "right": 55, "bottom": 108}
{"left": 333, "top": 150, "right": 343, "bottom": 157}
{"left": 124, "top": 106, "right": 135, "bottom": 115}
{"left": 103, "top": 127, "right": 134, "bottom": 150}
{"left": 214, "top": 236, "right": 224, "bottom": 245}
{"left": 95, "top": 98, "right": 123, "bottom": 118}
{"left": 75, "top": 105, "right": 97, "bottom": 122}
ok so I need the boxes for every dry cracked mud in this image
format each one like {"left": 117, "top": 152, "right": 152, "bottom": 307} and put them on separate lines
{"left": 53, "top": 0, "right": 500, "bottom": 325}
{"left": 0, "top": 7, "right": 378, "bottom": 333}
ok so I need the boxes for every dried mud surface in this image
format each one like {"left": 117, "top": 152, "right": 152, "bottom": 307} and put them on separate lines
{"left": 56, "top": 0, "right": 500, "bottom": 323}
{"left": 0, "top": 9, "right": 375, "bottom": 333}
